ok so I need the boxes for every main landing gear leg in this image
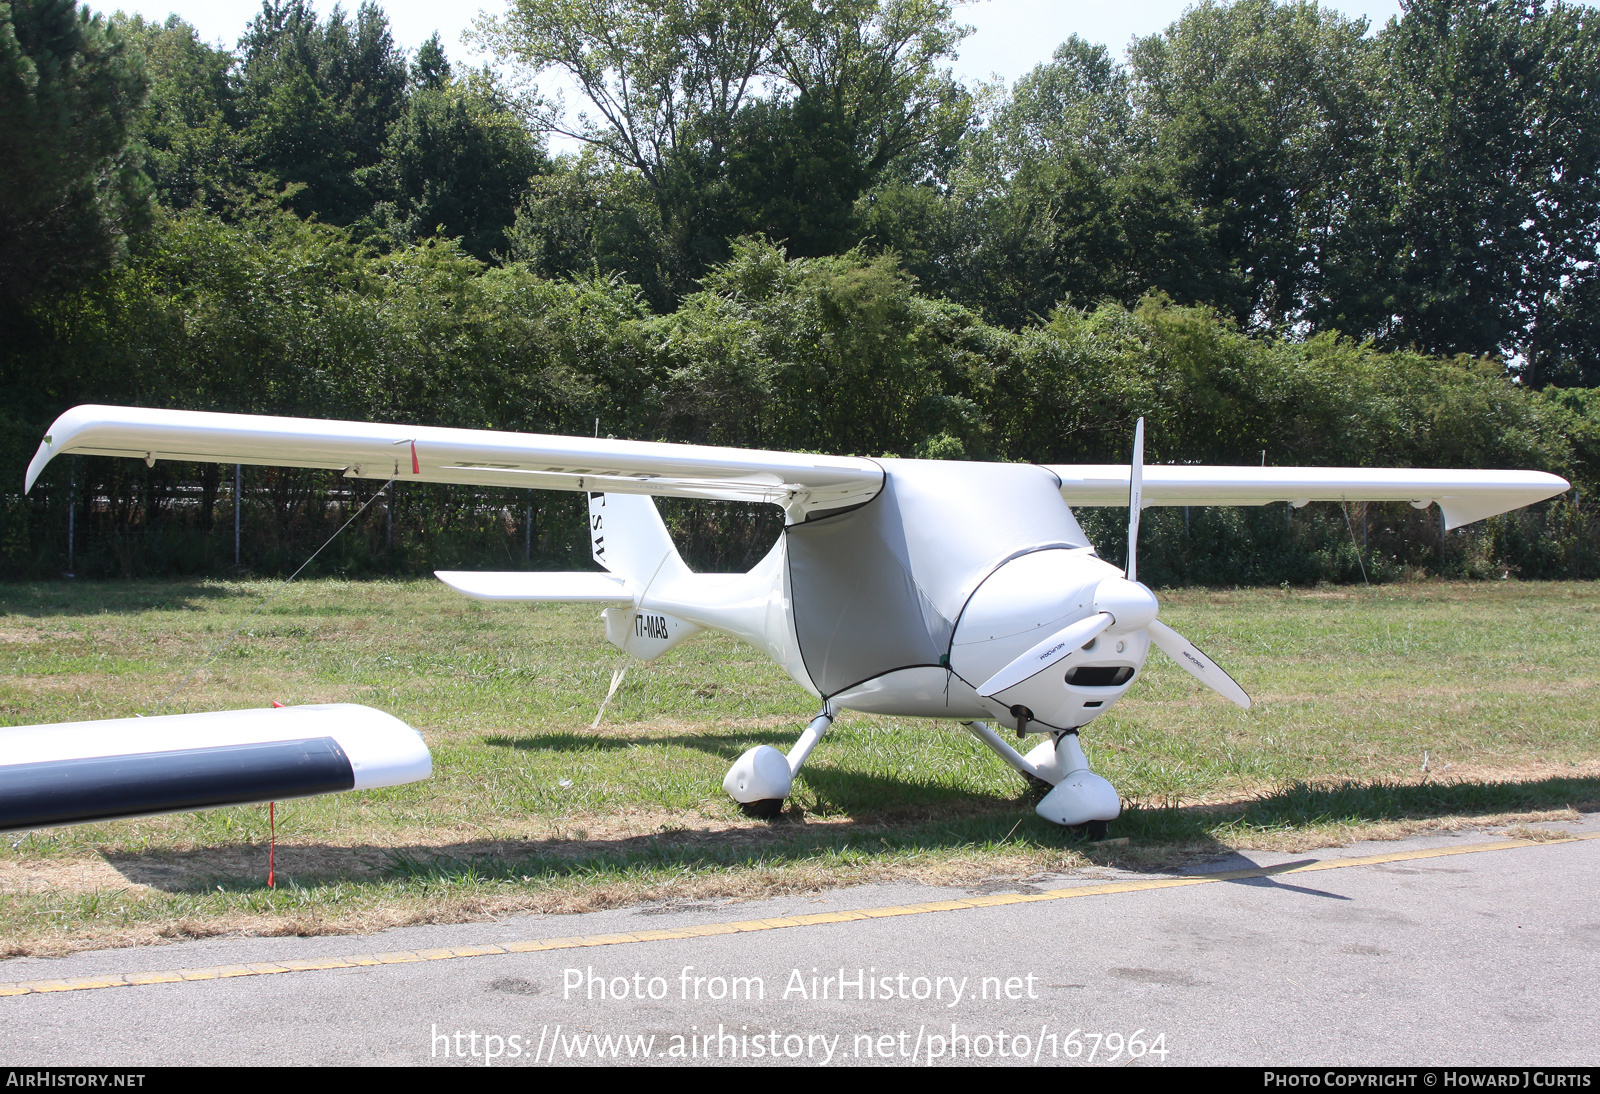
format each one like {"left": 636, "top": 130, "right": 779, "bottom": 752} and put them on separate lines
{"left": 962, "top": 720, "right": 1053, "bottom": 789}
{"left": 723, "top": 705, "right": 834, "bottom": 819}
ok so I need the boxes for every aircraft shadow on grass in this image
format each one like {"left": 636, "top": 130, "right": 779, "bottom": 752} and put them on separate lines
{"left": 482, "top": 729, "right": 799, "bottom": 757}
{"left": 100, "top": 775, "right": 1597, "bottom": 896}
{"left": 0, "top": 581, "right": 257, "bottom": 618}
{"left": 483, "top": 728, "right": 1046, "bottom": 814}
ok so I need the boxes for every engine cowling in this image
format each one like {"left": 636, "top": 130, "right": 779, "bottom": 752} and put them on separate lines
{"left": 949, "top": 548, "right": 1148, "bottom": 733}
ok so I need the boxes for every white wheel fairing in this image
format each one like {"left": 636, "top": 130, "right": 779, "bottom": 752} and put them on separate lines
{"left": 722, "top": 745, "right": 793, "bottom": 804}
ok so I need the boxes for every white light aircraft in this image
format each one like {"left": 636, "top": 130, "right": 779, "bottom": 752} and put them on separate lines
{"left": 19, "top": 405, "right": 1570, "bottom": 837}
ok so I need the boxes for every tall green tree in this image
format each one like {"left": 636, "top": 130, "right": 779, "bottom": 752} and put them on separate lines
{"left": 768, "top": 0, "right": 969, "bottom": 185}
{"left": 410, "top": 30, "right": 449, "bottom": 90}
{"left": 1373, "top": 0, "right": 1600, "bottom": 383}
{"left": 474, "top": 0, "right": 788, "bottom": 192}
{"left": 969, "top": 35, "right": 1134, "bottom": 181}
{"left": 477, "top": 0, "right": 970, "bottom": 295}
{"left": 0, "top": 0, "right": 150, "bottom": 302}
{"left": 1127, "top": 0, "right": 1380, "bottom": 331}
{"left": 366, "top": 68, "right": 548, "bottom": 261}
{"left": 504, "top": 153, "right": 675, "bottom": 307}
{"left": 115, "top": 14, "right": 243, "bottom": 213}
{"left": 235, "top": 0, "right": 408, "bottom": 224}
{"left": 860, "top": 37, "right": 1204, "bottom": 327}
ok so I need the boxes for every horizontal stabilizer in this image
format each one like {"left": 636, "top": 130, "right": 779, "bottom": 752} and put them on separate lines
{"left": 0, "top": 704, "right": 430, "bottom": 832}
{"left": 1045, "top": 465, "right": 1570, "bottom": 529}
{"left": 435, "top": 570, "right": 634, "bottom": 603}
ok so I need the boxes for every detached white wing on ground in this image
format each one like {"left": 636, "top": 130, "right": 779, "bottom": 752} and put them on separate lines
{"left": 0, "top": 704, "right": 432, "bottom": 832}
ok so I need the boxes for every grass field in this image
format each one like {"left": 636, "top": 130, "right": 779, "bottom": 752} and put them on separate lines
{"left": 1, "top": 577, "right": 1597, "bottom": 957}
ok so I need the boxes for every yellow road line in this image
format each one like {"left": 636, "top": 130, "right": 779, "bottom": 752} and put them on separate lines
{"left": 3, "top": 831, "right": 1594, "bottom": 1000}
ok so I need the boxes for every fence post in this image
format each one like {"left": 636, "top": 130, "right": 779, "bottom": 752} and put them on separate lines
{"left": 66, "top": 457, "right": 76, "bottom": 576}
{"left": 234, "top": 464, "right": 241, "bottom": 568}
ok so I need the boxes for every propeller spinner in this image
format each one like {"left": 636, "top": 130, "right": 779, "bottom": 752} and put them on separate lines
{"left": 975, "top": 418, "right": 1251, "bottom": 715}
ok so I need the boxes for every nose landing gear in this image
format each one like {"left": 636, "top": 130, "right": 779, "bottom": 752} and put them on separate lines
{"left": 1034, "top": 730, "right": 1121, "bottom": 831}
{"left": 963, "top": 721, "right": 1121, "bottom": 837}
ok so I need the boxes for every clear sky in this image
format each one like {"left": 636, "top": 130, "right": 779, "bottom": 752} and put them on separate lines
{"left": 102, "top": 0, "right": 1411, "bottom": 85}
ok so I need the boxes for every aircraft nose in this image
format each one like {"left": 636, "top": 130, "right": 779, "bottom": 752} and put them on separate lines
{"left": 1093, "top": 577, "right": 1158, "bottom": 634}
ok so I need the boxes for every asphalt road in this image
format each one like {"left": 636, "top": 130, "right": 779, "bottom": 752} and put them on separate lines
{"left": 4, "top": 818, "right": 1599, "bottom": 1067}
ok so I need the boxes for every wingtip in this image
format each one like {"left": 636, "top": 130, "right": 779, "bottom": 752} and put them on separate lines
{"left": 23, "top": 441, "right": 49, "bottom": 494}
{"left": 1439, "top": 473, "right": 1575, "bottom": 530}
{"left": 24, "top": 405, "right": 99, "bottom": 493}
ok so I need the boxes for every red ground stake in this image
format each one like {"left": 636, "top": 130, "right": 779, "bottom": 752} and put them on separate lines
{"left": 268, "top": 801, "right": 276, "bottom": 889}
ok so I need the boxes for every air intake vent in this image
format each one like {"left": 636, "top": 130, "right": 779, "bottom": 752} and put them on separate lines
{"left": 1065, "top": 665, "right": 1134, "bottom": 687}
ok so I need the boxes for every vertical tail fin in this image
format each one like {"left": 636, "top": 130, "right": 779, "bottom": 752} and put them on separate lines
{"left": 588, "top": 492, "right": 690, "bottom": 588}
{"left": 588, "top": 493, "right": 701, "bottom": 663}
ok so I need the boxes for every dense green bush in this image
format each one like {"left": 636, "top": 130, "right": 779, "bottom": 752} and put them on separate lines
{"left": 2, "top": 223, "right": 1593, "bottom": 583}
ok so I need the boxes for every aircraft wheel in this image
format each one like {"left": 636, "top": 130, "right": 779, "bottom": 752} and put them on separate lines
{"left": 739, "top": 798, "right": 785, "bottom": 819}
{"left": 1024, "top": 774, "right": 1054, "bottom": 801}
{"left": 1072, "top": 819, "right": 1111, "bottom": 842}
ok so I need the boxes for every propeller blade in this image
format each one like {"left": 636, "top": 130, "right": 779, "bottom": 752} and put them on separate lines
{"left": 976, "top": 613, "right": 1114, "bottom": 698}
{"left": 1147, "top": 618, "right": 1251, "bottom": 709}
{"left": 1128, "top": 417, "right": 1144, "bottom": 584}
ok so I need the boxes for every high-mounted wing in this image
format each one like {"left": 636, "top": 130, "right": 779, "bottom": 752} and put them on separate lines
{"left": 25, "top": 406, "right": 1568, "bottom": 529}
{"left": 1045, "top": 464, "right": 1569, "bottom": 529}
{"left": 25, "top": 405, "right": 883, "bottom": 521}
